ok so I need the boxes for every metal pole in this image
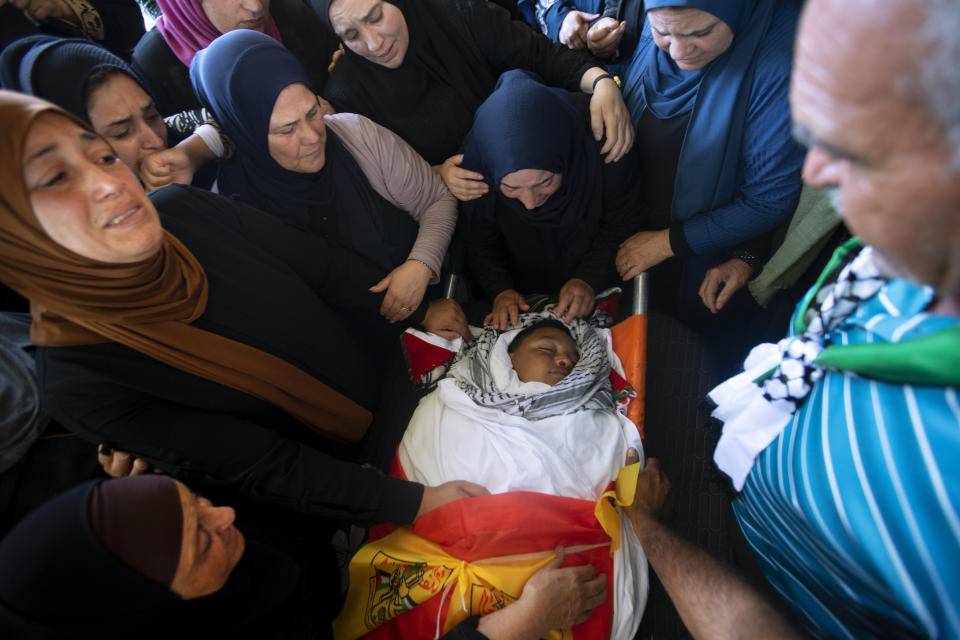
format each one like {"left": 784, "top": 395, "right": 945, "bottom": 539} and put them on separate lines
{"left": 632, "top": 271, "right": 648, "bottom": 316}
{"left": 442, "top": 273, "right": 459, "bottom": 300}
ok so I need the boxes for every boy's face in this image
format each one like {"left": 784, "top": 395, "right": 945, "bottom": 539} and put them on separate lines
{"left": 509, "top": 327, "right": 579, "bottom": 386}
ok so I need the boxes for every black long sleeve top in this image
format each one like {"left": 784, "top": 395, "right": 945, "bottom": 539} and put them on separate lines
{"left": 466, "top": 99, "right": 644, "bottom": 299}
{"left": 36, "top": 185, "right": 426, "bottom": 526}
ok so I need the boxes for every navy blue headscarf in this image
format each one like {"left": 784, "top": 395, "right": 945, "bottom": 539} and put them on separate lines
{"left": 623, "top": 0, "right": 777, "bottom": 223}
{"left": 460, "top": 70, "right": 602, "bottom": 291}
{"left": 461, "top": 70, "right": 598, "bottom": 230}
{"left": 190, "top": 30, "right": 416, "bottom": 272}
{"left": 0, "top": 36, "right": 153, "bottom": 122}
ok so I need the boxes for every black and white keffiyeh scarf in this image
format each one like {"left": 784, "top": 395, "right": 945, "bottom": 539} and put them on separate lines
{"left": 447, "top": 312, "right": 615, "bottom": 420}
{"left": 710, "top": 241, "right": 887, "bottom": 489}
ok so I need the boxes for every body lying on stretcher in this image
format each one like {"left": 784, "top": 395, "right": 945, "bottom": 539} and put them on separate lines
{"left": 335, "top": 312, "right": 649, "bottom": 640}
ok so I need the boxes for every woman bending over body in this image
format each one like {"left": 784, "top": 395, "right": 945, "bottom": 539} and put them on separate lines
{"left": 0, "top": 475, "right": 601, "bottom": 639}
{"left": 310, "top": 0, "right": 634, "bottom": 199}
{"left": 0, "top": 91, "right": 476, "bottom": 536}
{"left": 191, "top": 30, "right": 456, "bottom": 320}
{"left": 461, "top": 70, "right": 642, "bottom": 328}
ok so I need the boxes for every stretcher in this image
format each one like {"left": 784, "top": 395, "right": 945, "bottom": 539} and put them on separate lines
{"left": 335, "top": 274, "right": 650, "bottom": 640}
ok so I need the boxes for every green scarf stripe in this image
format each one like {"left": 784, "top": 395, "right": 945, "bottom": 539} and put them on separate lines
{"left": 815, "top": 326, "right": 960, "bottom": 387}
{"left": 794, "top": 236, "right": 864, "bottom": 335}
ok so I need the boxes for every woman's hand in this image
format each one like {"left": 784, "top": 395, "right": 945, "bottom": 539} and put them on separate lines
{"left": 555, "top": 278, "right": 595, "bottom": 323}
{"left": 433, "top": 154, "right": 489, "bottom": 201}
{"left": 369, "top": 260, "right": 432, "bottom": 323}
{"left": 98, "top": 445, "right": 153, "bottom": 477}
{"left": 586, "top": 70, "right": 634, "bottom": 163}
{"left": 140, "top": 145, "right": 198, "bottom": 191}
{"left": 587, "top": 17, "right": 626, "bottom": 58}
{"left": 559, "top": 11, "right": 598, "bottom": 49}
{"left": 698, "top": 258, "right": 753, "bottom": 314}
{"left": 477, "top": 546, "right": 606, "bottom": 639}
{"left": 327, "top": 43, "right": 345, "bottom": 73}
{"left": 422, "top": 299, "right": 471, "bottom": 341}
{"left": 1, "top": 0, "right": 74, "bottom": 22}
{"left": 484, "top": 289, "right": 529, "bottom": 330}
{"left": 616, "top": 229, "right": 674, "bottom": 280}
{"left": 317, "top": 95, "right": 337, "bottom": 116}
{"left": 417, "top": 480, "right": 489, "bottom": 519}
{"left": 140, "top": 132, "right": 218, "bottom": 191}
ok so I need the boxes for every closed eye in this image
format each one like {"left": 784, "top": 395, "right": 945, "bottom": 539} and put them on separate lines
{"left": 197, "top": 525, "right": 212, "bottom": 559}
{"left": 40, "top": 172, "right": 66, "bottom": 188}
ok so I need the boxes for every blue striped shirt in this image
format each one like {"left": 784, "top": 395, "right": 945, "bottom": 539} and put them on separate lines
{"left": 734, "top": 278, "right": 960, "bottom": 639}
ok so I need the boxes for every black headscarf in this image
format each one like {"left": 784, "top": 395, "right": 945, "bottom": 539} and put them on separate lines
{"left": 460, "top": 70, "right": 601, "bottom": 291}
{"left": 310, "top": 0, "right": 497, "bottom": 165}
{"left": 0, "top": 476, "right": 300, "bottom": 638}
{"left": 190, "top": 29, "right": 417, "bottom": 272}
{"left": 0, "top": 36, "right": 153, "bottom": 121}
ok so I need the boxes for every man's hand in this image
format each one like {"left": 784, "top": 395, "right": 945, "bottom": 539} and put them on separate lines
{"left": 477, "top": 546, "right": 606, "bottom": 640}
{"left": 2, "top": 0, "right": 74, "bottom": 22}
{"left": 620, "top": 457, "right": 805, "bottom": 640}
{"left": 699, "top": 258, "right": 753, "bottom": 314}
{"left": 98, "top": 445, "right": 153, "bottom": 478}
{"left": 555, "top": 278, "right": 595, "bottom": 323}
{"left": 622, "top": 457, "right": 671, "bottom": 531}
{"left": 417, "top": 480, "right": 489, "bottom": 519}
{"left": 616, "top": 229, "right": 673, "bottom": 280}
{"left": 587, "top": 17, "right": 626, "bottom": 58}
{"left": 484, "top": 289, "right": 529, "bottom": 330}
{"left": 369, "top": 259, "right": 432, "bottom": 323}
{"left": 559, "top": 10, "right": 598, "bottom": 50}
{"left": 433, "top": 154, "right": 488, "bottom": 201}
{"left": 587, "top": 71, "right": 634, "bottom": 163}
{"left": 422, "top": 298, "right": 471, "bottom": 341}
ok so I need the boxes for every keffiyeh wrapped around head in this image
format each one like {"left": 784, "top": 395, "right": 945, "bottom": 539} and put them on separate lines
{"left": 447, "top": 312, "right": 615, "bottom": 419}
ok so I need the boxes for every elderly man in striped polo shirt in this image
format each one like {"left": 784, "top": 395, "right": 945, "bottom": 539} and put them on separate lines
{"left": 622, "top": 0, "right": 960, "bottom": 638}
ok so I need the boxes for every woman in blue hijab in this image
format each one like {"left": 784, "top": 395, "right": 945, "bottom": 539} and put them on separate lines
{"left": 460, "top": 70, "right": 642, "bottom": 329}
{"left": 190, "top": 30, "right": 457, "bottom": 323}
{"left": 617, "top": 0, "right": 804, "bottom": 313}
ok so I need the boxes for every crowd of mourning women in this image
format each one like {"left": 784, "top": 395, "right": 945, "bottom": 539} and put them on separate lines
{"left": 0, "top": 0, "right": 958, "bottom": 637}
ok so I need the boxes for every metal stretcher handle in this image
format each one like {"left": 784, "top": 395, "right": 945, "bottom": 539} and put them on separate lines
{"left": 632, "top": 272, "right": 649, "bottom": 316}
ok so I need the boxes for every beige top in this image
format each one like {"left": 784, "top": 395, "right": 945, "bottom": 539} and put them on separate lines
{"left": 324, "top": 113, "right": 457, "bottom": 283}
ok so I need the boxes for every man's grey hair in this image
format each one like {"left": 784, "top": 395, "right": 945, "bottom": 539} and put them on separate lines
{"left": 914, "top": 0, "right": 960, "bottom": 169}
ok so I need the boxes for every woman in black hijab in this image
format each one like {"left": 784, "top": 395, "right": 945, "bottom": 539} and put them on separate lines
{"left": 0, "top": 475, "right": 602, "bottom": 639}
{"left": 460, "top": 71, "right": 642, "bottom": 329}
{"left": 191, "top": 30, "right": 456, "bottom": 321}
{"left": 0, "top": 35, "right": 219, "bottom": 189}
{"left": 0, "top": 475, "right": 301, "bottom": 638}
{"left": 310, "top": 0, "right": 633, "bottom": 200}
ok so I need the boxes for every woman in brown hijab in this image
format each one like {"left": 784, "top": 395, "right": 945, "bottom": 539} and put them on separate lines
{"left": 0, "top": 90, "right": 483, "bottom": 528}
